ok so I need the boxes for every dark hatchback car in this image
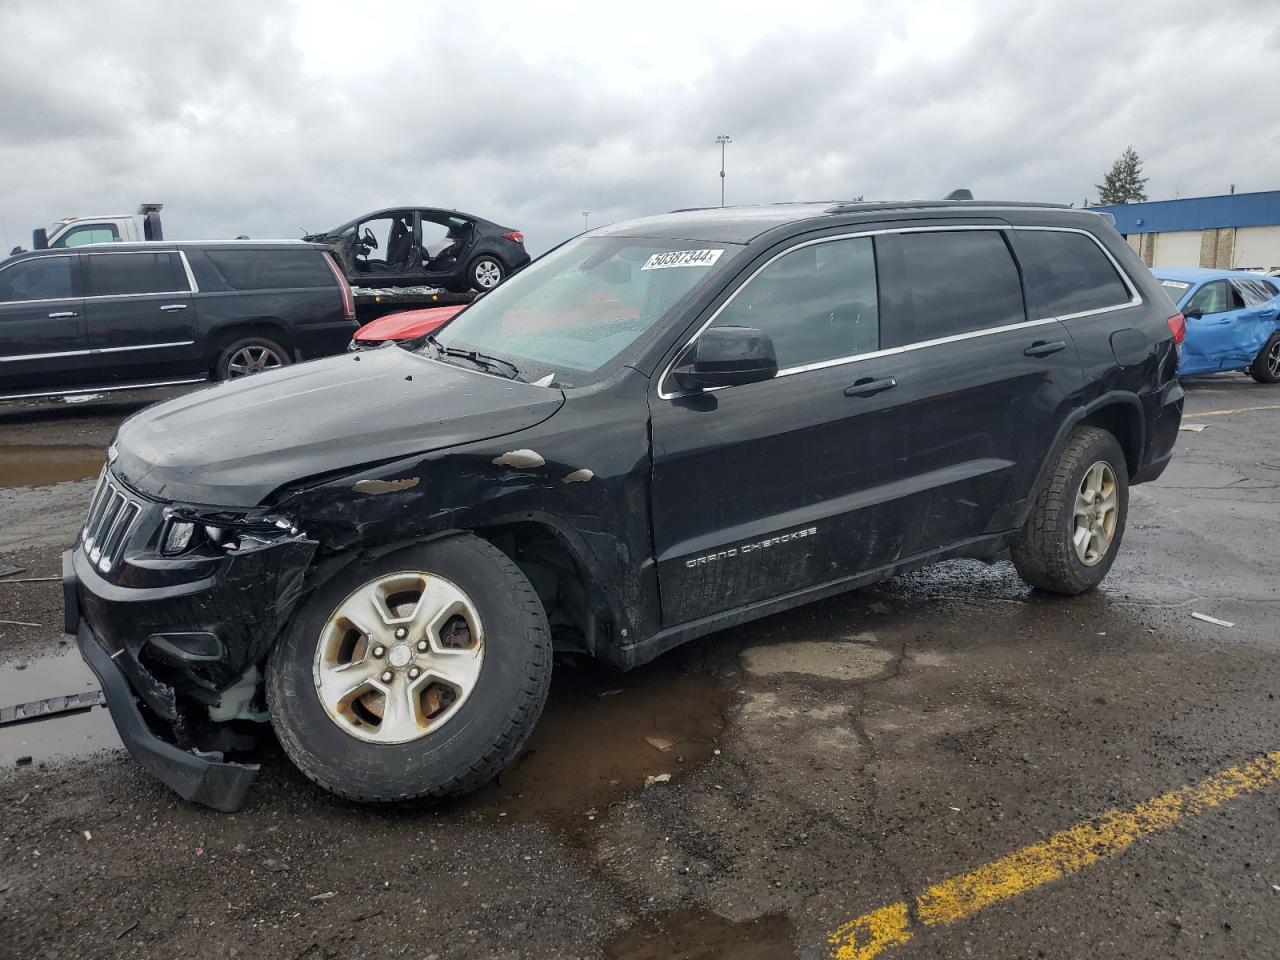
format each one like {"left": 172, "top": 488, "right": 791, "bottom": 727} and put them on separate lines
{"left": 0, "top": 241, "right": 357, "bottom": 400}
{"left": 304, "top": 206, "right": 530, "bottom": 293}
{"left": 66, "top": 199, "right": 1182, "bottom": 811}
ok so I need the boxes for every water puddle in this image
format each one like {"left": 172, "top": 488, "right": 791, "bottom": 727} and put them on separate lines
{"left": 604, "top": 907, "right": 796, "bottom": 960}
{"left": 0, "top": 648, "right": 122, "bottom": 766}
{"left": 465, "top": 655, "right": 727, "bottom": 822}
{"left": 0, "top": 445, "right": 103, "bottom": 488}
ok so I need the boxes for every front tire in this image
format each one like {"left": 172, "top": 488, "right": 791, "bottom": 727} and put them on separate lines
{"left": 1011, "top": 426, "right": 1129, "bottom": 595}
{"left": 266, "top": 535, "right": 552, "bottom": 803}
{"left": 1248, "top": 331, "right": 1280, "bottom": 383}
{"left": 468, "top": 255, "right": 506, "bottom": 291}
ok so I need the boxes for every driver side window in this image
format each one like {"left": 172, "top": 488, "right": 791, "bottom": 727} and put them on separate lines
{"left": 709, "top": 236, "right": 879, "bottom": 370}
{"left": 1185, "top": 281, "right": 1229, "bottom": 315}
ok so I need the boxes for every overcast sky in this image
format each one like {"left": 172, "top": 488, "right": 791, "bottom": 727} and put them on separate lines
{"left": 1, "top": 0, "right": 1277, "bottom": 255}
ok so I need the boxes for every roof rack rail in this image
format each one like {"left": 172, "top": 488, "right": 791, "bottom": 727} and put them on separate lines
{"left": 824, "top": 199, "right": 1071, "bottom": 215}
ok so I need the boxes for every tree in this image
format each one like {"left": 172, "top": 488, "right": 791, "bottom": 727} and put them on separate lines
{"left": 1095, "top": 146, "right": 1149, "bottom": 205}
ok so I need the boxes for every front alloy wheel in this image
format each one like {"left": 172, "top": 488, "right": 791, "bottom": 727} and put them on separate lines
{"left": 314, "top": 572, "right": 484, "bottom": 743}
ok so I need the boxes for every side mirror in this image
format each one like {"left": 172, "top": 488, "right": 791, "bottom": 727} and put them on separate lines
{"left": 32, "top": 228, "right": 48, "bottom": 250}
{"left": 673, "top": 326, "right": 778, "bottom": 391}
{"left": 1182, "top": 307, "right": 1202, "bottom": 320}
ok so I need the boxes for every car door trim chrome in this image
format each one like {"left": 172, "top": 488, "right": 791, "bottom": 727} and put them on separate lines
{"left": 657, "top": 224, "right": 1144, "bottom": 400}
{"left": 0, "top": 377, "right": 207, "bottom": 402}
{"left": 0, "top": 348, "right": 92, "bottom": 362}
{"left": 91, "top": 340, "right": 196, "bottom": 354}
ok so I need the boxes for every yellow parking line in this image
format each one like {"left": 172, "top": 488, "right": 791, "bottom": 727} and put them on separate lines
{"left": 827, "top": 748, "right": 1280, "bottom": 960}
{"left": 1193, "top": 403, "right": 1280, "bottom": 418}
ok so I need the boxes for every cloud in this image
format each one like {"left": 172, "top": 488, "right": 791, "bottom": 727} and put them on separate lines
{"left": 0, "top": 0, "right": 1275, "bottom": 256}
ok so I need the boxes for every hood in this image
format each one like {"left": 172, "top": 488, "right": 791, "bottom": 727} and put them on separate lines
{"left": 355, "top": 305, "right": 464, "bottom": 342}
{"left": 112, "top": 346, "right": 564, "bottom": 506}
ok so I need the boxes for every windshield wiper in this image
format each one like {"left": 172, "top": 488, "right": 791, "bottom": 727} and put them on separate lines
{"left": 424, "top": 335, "right": 522, "bottom": 381}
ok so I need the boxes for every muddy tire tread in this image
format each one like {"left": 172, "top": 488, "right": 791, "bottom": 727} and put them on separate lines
{"left": 267, "top": 535, "right": 552, "bottom": 804}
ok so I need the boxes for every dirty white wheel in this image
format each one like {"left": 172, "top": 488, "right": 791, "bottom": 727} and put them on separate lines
{"left": 1071, "top": 461, "right": 1118, "bottom": 566}
{"left": 314, "top": 572, "right": 484, "bottom": 743}
{"left": 267, "top": 535, "right": 552, "bottom": 803}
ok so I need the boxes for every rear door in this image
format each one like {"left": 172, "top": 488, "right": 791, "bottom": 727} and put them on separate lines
{"left": 83, "top": 250, "right": 203, "bottom": 382}
{"left": 874, "top": 226, "right": 1086, "bottom": 554}
{"left": 0, "top": 254, "right": 92, "bottom": 393}
{"left": 1228, "top": 278, "right": 1280, "bottom": 368}
{"left": 649, "top": 233, "right": 916, "bottom": 625}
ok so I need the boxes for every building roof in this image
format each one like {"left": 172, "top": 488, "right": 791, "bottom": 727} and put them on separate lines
{"left": 1092, "top": 191, "right": 1280, "bottom": 235}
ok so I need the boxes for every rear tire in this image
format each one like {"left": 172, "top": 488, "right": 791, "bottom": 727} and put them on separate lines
{"left": 1011, "top": 426, "right": 1129, "bottom": 595}
{"left": 266, "top": 535, "right": 552, "bottom": 803}
{"left": 468, "top": 255, "right": 506, "bottom": 291}
{"left": 214, "top": 336, "right": 291, "bottom": 380}
{"left": 1248, "top": 331, "right": 1280, "bottom": 383}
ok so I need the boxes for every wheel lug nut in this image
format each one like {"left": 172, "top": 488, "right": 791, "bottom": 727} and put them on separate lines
{"left": 395, "top": 627, "right": 407, "bottom": 639}
{"left": 416, "top": 640, "right": 428, "bottom": 651}
{"left": 408, "top": 667, "right": 420, "bottom": 679}
{"left": 380, "top": 670, "right": 393, "bottom": 683}
{"left": 372, "top": 645, "right": 386, "bottom": 658}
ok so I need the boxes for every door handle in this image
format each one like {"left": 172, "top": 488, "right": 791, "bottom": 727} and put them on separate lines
{"left": 159, "top": 303, "right": 189, "bottom": 312}
{"left": 47, "top": 311, "right": 78, "bottom": 319}
{"left": 1024, "top": 339, "right": 1067, "bottom": 358}
{"left": 844, "top": 376, "right": 898, "bottom": 398}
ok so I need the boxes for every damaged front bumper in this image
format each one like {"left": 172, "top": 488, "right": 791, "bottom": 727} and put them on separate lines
{"left": 63, "top": 471, "right": 319, "bottom": 811}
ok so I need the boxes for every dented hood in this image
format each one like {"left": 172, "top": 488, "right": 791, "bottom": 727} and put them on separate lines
{"left": 112, "top": 346, "right": 564, "bottom": 506}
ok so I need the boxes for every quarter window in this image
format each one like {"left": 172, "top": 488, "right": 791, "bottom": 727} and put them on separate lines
{"left": 895, "top": 230, "right": 1025, "bottom": 342}
{"left": 1015, "top": 229, "right": 1131, "bottom": 317}
{"left": 708, "top": 236, "right": 879, "bottom": 369}
{"left": 0, "top": 257, "right": 74, "bottom": 302}
{"left": 85, "top": 252, "right": 184, "bottom": 296}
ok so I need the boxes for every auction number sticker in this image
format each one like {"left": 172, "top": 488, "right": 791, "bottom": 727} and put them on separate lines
{"left": 1160, "top": 279, "right": 1191, "bottom": 292}
{"left": 642, "top": 249, "right": 724, "bottom": 271}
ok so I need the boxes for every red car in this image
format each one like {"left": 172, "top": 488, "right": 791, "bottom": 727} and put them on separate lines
{"left": 347, "top": 304, "right": 465, "bottom": 351}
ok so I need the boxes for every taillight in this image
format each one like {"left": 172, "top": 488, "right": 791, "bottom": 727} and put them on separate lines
{"left": 1167, "top": 312, "right": 1186, "bottom": 345}
{"left": 502, "top": 231, "right": 524, "bottom": 244}
{"left": 324, "top": 252, "right": 356, "bottom": 320}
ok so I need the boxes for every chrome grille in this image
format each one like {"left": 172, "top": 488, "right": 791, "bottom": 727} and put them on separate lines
{"left": 81, "top": 470, "right": 142, "bottom": 574}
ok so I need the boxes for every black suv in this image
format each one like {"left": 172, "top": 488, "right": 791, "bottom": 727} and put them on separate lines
{"left": 64, "top": 200, "right": 1183, "bottom": 810}
{"left": 0, "top": 241, "right": 357, "bottom": 400}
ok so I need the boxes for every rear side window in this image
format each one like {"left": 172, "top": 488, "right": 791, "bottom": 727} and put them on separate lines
{"left": 1234, "top": 279, "right": 1276, "bottom": 305}
{"left": 709, "top": 236, "right": 879, "bottom": 369}
{"left": 895, "top": 230, "right": 1025, "bottom": 342}
{"left": 85, "top": 252, "right": 184, "bottom": 296}
{"left": 0, "top": 257, "right": 74, "bottom": 302}
{"left": 203, "top": 249, "right": 334, "bottom": 291}
{"left": 1016, "top": 230, "right": 1131, "bottom": 317}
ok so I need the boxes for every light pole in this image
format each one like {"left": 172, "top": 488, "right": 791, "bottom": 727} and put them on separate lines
{"left": 715, "top": 135, "right": 732, "bottom": 207}
{"left": 582, "top": 211, "right": 590, "bottom": 232}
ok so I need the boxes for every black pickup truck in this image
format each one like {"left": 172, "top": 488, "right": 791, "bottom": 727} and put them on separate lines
{"left": 0, "top": 241, "right": 356, "bottom": 400}
{"left": 64, "top": 199, "right": 1183, "bottom": 811}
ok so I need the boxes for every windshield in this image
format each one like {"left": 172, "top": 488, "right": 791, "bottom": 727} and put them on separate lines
{"left": 427, "top": 236, "right": 739, "bottom": 387}
{"left": 1157, "top": 278, "right": 1193, "bottom": 304}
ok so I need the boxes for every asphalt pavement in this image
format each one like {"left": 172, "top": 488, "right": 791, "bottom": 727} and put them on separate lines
{"left": 1, "top": 376, "right": 1279, "bottom": 960}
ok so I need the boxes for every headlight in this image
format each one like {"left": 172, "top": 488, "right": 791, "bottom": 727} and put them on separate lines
{"left": 162, "top": 520, "right": 195, "bottom": 555}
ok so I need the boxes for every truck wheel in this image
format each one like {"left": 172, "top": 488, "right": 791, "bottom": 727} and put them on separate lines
{"left": 215, "top": 336, "right": 291, "bottom": 380}
{"left": 1248, "top": 331, "right": 1280, "bottom": 383}
{"left": 266, "top": 534, "right": 552, "bottom": 803}
{"left": 1011, "top": 426, "right": 1129, "bottom": 595}
{"left": 468, "top": 255, "right": 505, "bottom": 291}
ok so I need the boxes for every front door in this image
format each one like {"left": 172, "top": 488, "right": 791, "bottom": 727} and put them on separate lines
{"left": 1181, "top": 279, "right": 1247, "bottom": 373}
{"left": 82, "top": 250, "right": 202, "bottom": 382}
{"left": 649, "top": 234, "right": 916, "bottom": 626}
{"left": 0, "top": 254, "right": 92, "bottom": 393}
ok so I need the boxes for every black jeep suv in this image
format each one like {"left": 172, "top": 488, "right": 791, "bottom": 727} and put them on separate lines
{"left": 65, "top": 199, "right": 1183, "bottom": 810}
{"left": 0, "top": 241, "right": 357, "bottom": 400}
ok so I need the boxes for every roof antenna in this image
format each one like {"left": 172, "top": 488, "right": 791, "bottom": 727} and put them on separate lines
{"left": 945, "top": 188, "right": 973, "bottom": 201}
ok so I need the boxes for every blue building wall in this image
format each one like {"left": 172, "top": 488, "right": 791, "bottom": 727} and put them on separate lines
{"left": 1091, "top": 191, "right": 1280, "bottom": 235}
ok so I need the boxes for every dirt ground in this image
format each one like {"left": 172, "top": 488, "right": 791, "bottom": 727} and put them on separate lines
{"left": 2, "top": 377, "right": 1280, "bottom": 960}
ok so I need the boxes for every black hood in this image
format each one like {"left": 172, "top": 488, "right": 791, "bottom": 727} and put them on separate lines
{"left": 112, "top": 346, "right": 564, "bottom": 506}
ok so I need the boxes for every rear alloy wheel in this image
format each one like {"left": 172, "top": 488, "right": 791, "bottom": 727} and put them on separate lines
{"left": 1011, "top": 426, "right": 1129, "bottom": 594}
{"left": 215, "top": 336, "right": 291, "bottom": 380}
{"left": 267, "top": 535, "right": 552, "bottom": 803}
{"left": 469, "top": 256, "right": 505, "bottom": 291}
{"left": 1248, "top": 331, "right": 1280, "bottom": 384}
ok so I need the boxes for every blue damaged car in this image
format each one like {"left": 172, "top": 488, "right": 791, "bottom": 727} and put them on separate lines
{"left": 1153, "top": 268, "right": 1280, "bottom": 382}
